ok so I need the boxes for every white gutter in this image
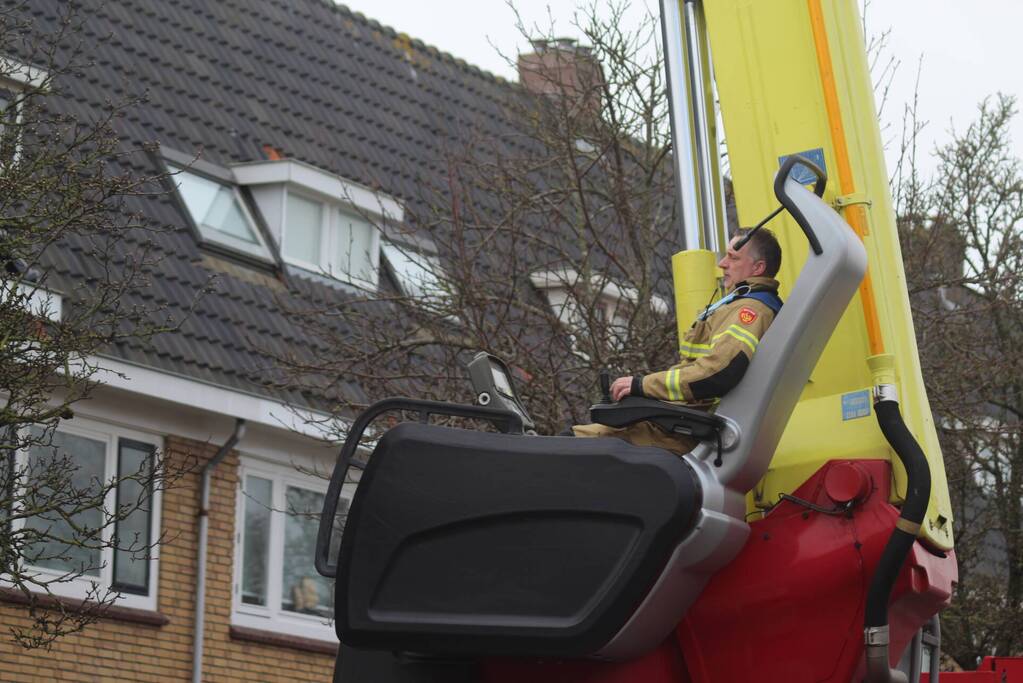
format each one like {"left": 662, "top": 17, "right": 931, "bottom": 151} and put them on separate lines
{"left": 92, "top": 355, "right": 339, "bottom": 439}
{"left": 192, "top": 418, "right": 246, "bottom": 683}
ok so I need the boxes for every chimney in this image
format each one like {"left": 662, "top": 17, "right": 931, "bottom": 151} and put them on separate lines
{"left": 517, "top": 38, "right": 603, "bottom": 115}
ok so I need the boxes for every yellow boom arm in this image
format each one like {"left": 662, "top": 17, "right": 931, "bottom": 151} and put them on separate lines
{"left": 675, "top": 0, "right": 953, "bottom": 550}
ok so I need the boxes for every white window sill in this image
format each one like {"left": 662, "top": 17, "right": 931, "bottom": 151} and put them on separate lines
{"left": 283, "top": 261, "right": 377, "bottom": 292}
{"left": 1, "top": 570, "right": 159, "bottom": 613}
{"left": 231, "top": 607, "right": 338, "bottom": 645}
{"left": 0, "top": 585, "right": 166, "bottom": 625}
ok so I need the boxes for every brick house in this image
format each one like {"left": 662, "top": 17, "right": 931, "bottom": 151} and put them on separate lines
{"left": 0, "top": 1, "right": 618, "bottom": 680}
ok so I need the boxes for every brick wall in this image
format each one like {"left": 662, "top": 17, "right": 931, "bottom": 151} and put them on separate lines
{"left": 0, "top": 434, "right": 335, "bottom": 682}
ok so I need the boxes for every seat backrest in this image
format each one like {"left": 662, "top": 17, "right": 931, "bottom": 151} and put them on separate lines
{"left": 701, "top": 178, "right": 867, "bottom": 493}
{"left": 595, "top": 173, "right": 867, "bottom": 661}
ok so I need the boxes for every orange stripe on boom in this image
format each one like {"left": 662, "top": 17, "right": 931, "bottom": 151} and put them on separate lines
{"left": 807, "top": 0, "right": 885, "bottom": 356}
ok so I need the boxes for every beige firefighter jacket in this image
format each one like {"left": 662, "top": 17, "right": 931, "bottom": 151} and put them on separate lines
{"left": 573, "top": 276, "right": 781, "bottom": 455}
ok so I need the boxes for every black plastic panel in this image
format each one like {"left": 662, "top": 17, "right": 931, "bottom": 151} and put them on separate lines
{"left": 335, "top": 423, "right": 702, "bottom": 657}
{"left": 335, "top": 645, "right": 478, "bottom": 683}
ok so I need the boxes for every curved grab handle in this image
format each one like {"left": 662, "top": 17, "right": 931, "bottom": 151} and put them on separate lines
{"left": 315, "top": 398, "right": 524, "bottom": 578}
{"left": 774, "top": 155, "right": 827, "bottom": 255}
{"left": 776, "top": 154, "right": 827, "bottom": 198}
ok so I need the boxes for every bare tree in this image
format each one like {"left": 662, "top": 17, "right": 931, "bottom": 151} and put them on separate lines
{"left": 897, "top": 94, "right": 1023, "bottom": 667}
{"left": 0, "top": 2, "right": 192, "bottom": 647}
{"left": 278, "top": 2, "right": 680, "bottom": 437}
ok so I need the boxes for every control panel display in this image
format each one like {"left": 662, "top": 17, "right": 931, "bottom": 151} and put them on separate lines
{"left": 467, "top": 352, "right": 536, "bottom": 434}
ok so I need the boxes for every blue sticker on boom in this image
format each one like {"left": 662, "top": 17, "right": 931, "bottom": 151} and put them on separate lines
{"left": 841, "top": 390, "right": 871, "bottom": 421}
{"left": 779, "top": 148, "right": 827, "bottom": 186}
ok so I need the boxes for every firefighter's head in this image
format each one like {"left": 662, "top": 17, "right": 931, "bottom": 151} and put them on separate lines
{"left": 718, "top": 228, "right": 781, "bottom": 290}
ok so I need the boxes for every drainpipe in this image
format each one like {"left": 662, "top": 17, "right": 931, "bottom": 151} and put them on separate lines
{"left": 192, "top": 419, "right": 246, "bottom": 683}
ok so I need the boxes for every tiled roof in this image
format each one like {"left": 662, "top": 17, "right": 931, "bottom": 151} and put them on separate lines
{"left": 24, "top": 0, "right": 532, "bottom": 409}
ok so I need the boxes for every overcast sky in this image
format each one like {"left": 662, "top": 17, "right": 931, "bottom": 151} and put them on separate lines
{"left": 336, "top": 1, "right": 1023, "bottom": 180}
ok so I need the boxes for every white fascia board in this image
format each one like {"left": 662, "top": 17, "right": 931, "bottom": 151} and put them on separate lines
{"left": 0, "top": 56, "right": 49, "bottom": 89}
{"left": 24, "top": 285, "right": 62, "bottom": 320}
{"left": 230, "top": 159, "right": 404, "bottom": 223}
{"left": 91, "top": 355, "right": 342, "bottom": 440}
{"left": 1, "top": 281, "right": 63, "bottom": 321}
{"left": 601, "top": 280, "right": 670, "bottom": 315}
{"left": 530, "top": 267, "right": 581, "bottom": 290}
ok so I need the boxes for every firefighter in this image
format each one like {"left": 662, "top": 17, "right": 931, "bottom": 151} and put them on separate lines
{"left": 572, "top": 227, "right": 783, "bottom": 454}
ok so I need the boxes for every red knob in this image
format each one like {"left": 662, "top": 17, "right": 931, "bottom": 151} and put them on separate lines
{"left": 824, "top": 462, "right": 871, "bottom": 504}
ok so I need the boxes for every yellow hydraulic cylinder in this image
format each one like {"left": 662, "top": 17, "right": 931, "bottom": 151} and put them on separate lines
{"left": 672, "top": 249, "right": 719, "bottom": 343}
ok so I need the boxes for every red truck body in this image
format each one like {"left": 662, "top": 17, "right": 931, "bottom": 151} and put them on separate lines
{"left": 926, "top": 658, "right": 1023, "bottom": 682}
{"left": 481, "top": 460, "right": 958, "bottom": 683}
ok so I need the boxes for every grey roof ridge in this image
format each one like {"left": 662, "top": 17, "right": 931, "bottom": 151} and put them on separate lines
{"left": 320, "top": 0, "right": 517, "bottom": 87}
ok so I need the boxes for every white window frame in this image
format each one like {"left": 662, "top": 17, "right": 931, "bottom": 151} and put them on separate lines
{"left": 381, "top": 241, "right": 449, "bottom": 309}
{"left": 232, "top": 456, "right": 355, "bottom": 642}
{"left": 0, "top": 83, "right": 23, "bottom": 164}
{"left": 0, "top": 56, "right": 48, "bottom": 165}
{"left": 280, "top": 189, "right": 328, "bottom": 274}
{"left": 171, "top": 165, "right": 275, "bottom": 263}
{"left": 6, "top": 416, "right": 163, "bottom": 612}
{"left": 281, "top": 188, "right": 381, "bottom": 289}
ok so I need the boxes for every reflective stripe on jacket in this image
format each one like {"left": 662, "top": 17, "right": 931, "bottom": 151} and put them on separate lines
{"left": 641, "top": 276, "right": 780, "bottom": 404}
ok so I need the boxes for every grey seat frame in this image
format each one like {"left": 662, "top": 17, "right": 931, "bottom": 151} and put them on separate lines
{"left": 596, "top": 177, "right": 867, "bottom": 659}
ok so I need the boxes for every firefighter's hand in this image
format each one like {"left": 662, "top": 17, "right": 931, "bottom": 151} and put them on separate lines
{"left": 610, "top": 376, "right": 633, "bottom": 401}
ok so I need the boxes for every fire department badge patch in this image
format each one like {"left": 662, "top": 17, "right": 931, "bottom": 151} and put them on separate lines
{"left": 738, "top": 307, "right": 758, "bottom": 325}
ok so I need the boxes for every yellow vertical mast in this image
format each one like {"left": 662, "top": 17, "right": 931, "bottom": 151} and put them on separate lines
{"left": 668, "top": 0, "right": 955, "bottom": 549}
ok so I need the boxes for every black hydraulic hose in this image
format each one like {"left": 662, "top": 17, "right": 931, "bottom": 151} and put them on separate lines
{"left": 864, "top": 398, "right": 932, "bottom": 683}
{"left": 866, "top": 400, "right": 932, "bottom": 627}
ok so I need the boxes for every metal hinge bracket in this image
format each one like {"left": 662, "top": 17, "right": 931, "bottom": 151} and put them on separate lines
{"left": 834, "top": 192, "right": 871, "bottom": 209}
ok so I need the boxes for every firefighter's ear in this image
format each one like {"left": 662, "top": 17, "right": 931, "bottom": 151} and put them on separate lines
{"left": 752, "top": 259, "right": 766, "bottom": 276}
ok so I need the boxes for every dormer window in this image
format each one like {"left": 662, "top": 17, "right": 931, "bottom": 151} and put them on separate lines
{"left": 531, "top": 268, "right": 670, "bottom": 351}
{"left": 162, "top": 151, "right": 403, "bottom": 284}
{"left": 282, "top": 191, "right": 377, "bottom": 287}
{"left": 174, "top": 168, "right": 273, "bottom": 262}
{"left": 234, "top": 159, "right": 401, "bottom": 289}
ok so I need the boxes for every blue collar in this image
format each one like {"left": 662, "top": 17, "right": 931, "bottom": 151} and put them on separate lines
{"left": 697, "top": 284, "right": 784, "bottom": 321}
{"left": 697, "top": 285, "right": 751, "bottom": 322}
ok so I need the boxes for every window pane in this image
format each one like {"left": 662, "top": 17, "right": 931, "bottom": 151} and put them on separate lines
{"left": 281, "top": 486, "right": 333, "bottom": 618}
{"left": 333, "top": 211, "right": 375, "bottom": 284}
{"left": 204, "top": 188, "right": 258, "bottom": 243}
{"left": 24, "top": 430, "right": 106, "bottom": 577}
{"left": 382, "top": 243, "right": 445, "bottom": 302}
{"left": 284, "top": 194, "right": 323, "bottom": 266}
{"left": 112, "top": 439, "right": 154, "bottom": 594}
{"left": 176, "top": 170, "right": 260, "bottom": 244}
{"left": 241, "top": 476, "right": 272, "bottom": 606}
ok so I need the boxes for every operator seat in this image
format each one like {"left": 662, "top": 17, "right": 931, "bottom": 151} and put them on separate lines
{"left": 325, "top": 163, "right": 867, "bottom": 663}
{"left": 595, "top": 169, "right": 867, "bottom": 658}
